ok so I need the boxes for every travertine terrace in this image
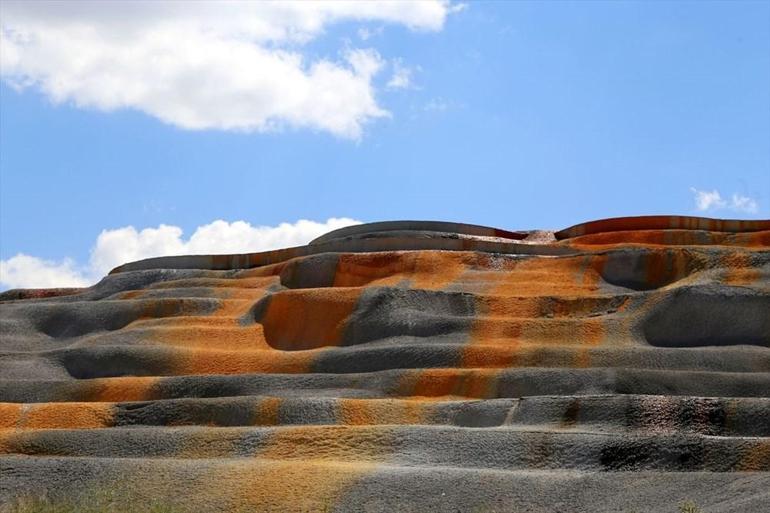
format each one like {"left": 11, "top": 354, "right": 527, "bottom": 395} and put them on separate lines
{"left": 1, "top": 216, "right": 769, "bottom": 512}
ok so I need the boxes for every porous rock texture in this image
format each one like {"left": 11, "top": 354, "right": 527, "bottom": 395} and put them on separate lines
{"left": 1, "top": 216, "right": 769, "bottom": 512}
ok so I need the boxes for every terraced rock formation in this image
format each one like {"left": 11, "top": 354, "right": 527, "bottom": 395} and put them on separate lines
{"left": 1, "top": 216, "right": 769, "bottom": 512}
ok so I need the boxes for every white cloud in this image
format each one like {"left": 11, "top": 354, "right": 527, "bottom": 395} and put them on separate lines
{"left": 690, "top": 188, "right": 759, "bottom": 214}
{"left": 386, "top": 59, "right": 417, "bottom": 90}
{"left": 691, "top": 188, "right": 727, "bottom": 211}
{"left": 0, "top": 218, "right": 361, "bottom": 290}
{"left": 357, "top": 26, "right": 384, "bottom": 41}
{"left": 729, "top": 193, "right": 759, "bottom": 214}
{"left": 0, "top": 255, "right": 91, "bottom": 289}
{"left": 0, "top": 1, "right": 460, "bottom": 139}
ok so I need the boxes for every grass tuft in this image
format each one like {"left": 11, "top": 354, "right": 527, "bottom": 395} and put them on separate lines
{"left": 678, "top": 500, "right": 704, "bottom": 513}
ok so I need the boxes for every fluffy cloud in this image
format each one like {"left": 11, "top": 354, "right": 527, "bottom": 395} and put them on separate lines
{"left": 386, "top": 59, "right": 417, "bottom": 90}
{"left": 691, "top": 188, "right": 727, "bottom": 211}
{"left": 0, "top": 1, "right": 459, "bottom": 139}
{"left": 0, "top": 255, "right": 91, "bottom": 289}
{"left": 729, "top": 193, "right": 759, "bottom": 214}
{"left": 690, "top": 188, "right": 759, "bottom": 214}
{"left": 0, "top": 217, "right": 360, "bottom": 290}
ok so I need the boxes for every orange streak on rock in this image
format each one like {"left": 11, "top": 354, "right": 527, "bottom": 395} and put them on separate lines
{"left": 219, "top": 459, "right": 376, "bottom": 512}
{"left": 339, "top": 399, "right": 425, "bottom": 425}
{"left": 21, "top": 402, "right": 114, "bottom": 429}
{"left": 737, "top": 440, "right": 770, "bottom": 471}
{"left": 213, "top": 426, "right": 384, "bottom": 511}
{"left": 333, "top": 251, "right": 467, "bottom": 290}
{"left": 487, "top": 255, "right": 606, "bottom": 298}
{"left": 214, "top": 296, "right": 265, "bottom": 318}
{"left": 254, "top": 397, "right": 282, "bottom": 426}
{"left": 734, "top": 230, "right": 770, "bottom": 247}
{"left": 135, "top": 298, "right": 199, "bottom": 321}
{"left": 221, "top": 425, "right": 387, "bottom": 509}
{"left": 461, "top": 344, "right": 519, "bottom": 368}
{"left": 0, "top": 430, "right": 12, "bottom": 453}
{"left": 334, "top": 253, "right": 410, "bottom": 287}
{"left": 724, "top": 267, "right": 761, "bottom": 287}
{"left": 82, "top": 377, "right": 159, "bottom": 402}
{"left": 0, "top": 403, "right": 22, "bottom": 428}
{"left": 573, "top": 346, "right": 594, "bottom": 369}
{"left": 260, "top": 288, "right": 362, "bottom": 350}
{"left": 117, "top": 289, "right": 143, "bottom": 300}
{"left": 721, "top": 252, "right": 762, "bottom": 287}
{"left": 464, "top": 254, "right": 611, "bottom": 373}
{"left": 173, "top": 348, "right": 314, "bottom": 375}
{"left": 403, "top": 369, "right": 498, "bottom": 399}
{"left": 259, "top": 425, "right": 390, "bottom": 462}
{"left": 645, "top": 251, "right": 670, "bottom": 288}
{"left": 469, "top": 317, "right": 523, "bottom": 346}
{"left": 406, "top": 252, "right": 468, "bottom": 290}
{"left": 635, "top": 249, "right": 693, "bottom": 289}
{"left": 144, "top": 278, "right": 278, "bottom": 359}
{"left": 153, "top": 324, "right": 268, "bottom": 350}
{"left": 534, "top": 317, "right": 604, "bottom": 344}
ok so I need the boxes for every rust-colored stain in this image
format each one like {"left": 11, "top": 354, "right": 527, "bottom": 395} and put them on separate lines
{"left": 465, "top": 253, "right": 611, "bottom": 373}
{"left": 259, "top": 288, "right": 362, "bottom": 351}
{"left": 721, "top": 251, "right": 763, "bottom": 287}
{"left": 254, "top": 397, "right": 282, "bottom": 426}
{"left": 215, "top": 459, "right": 377, "bottom": 512}
{"left": 401, "top": 368, "right": 499, "bottom": 399}
{"left": 19, "top": 402, "right": 114, "bottom": 429}
{"left": 259, "top": 425, "right": 391, "bottom": 462}
{"left": 172, "top": 347, "right": 314, "bottom": 375}
{"left": 339, "top": 399, "right": 425, "bottom": 425}
{"left": 0, "top": 403, "right": 23, "bottom": 428}
{"left": 221, "top": 425, "right": 387, "bottom": 509}
{"left": 737, "top": 440, "right": 770, "bottom": 471}
{"left": 81, "top": 377, "right": 159, "bottom": 402}
{"left": 333, "top": 251, "right": 468, "bottom": 290}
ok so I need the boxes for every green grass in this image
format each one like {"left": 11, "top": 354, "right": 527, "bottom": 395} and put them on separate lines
{"left": 678, "top": 500, "right": 704, "bottom": 513}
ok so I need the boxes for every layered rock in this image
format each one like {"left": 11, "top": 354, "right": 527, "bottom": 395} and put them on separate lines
{"left": 1, "top": 216, "right": 768, "bottom": 512}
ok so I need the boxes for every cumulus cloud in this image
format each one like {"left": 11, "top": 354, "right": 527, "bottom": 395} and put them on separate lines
{"left": 386, "top": 59, "right": 417, "bottom": 90}
{"left": 691, "top": 188, "right": 727, "bottom": 211}
{"left": 0, "top": 255, "right": 91, "bottom": 289}
{"left": 0, "top": 1, "right": 459, "bottom": 139}
{"left": 0, "top": 217, "right": 360, "bottom": 290}
{"left": 690, "top": 188, "right": 759, "bottom": 214}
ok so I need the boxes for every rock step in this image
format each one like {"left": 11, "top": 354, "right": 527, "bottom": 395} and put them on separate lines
{"left": 3, "top": 456, "right": 768, "bottom": 513}
{"left": 3, "top": 368, "right": 769, "bottom": 403}
{"left": 3, "top": 344, "right": 769, "bottom": 381}
{"left": 2, "top": 425, "right": 768, "bottom": 472}
{"left": 1, "top": 395, "right": 768, "bottom": 436}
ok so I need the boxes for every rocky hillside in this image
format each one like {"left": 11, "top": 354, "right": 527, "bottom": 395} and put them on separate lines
{"left": 1, "top": 216, "right": 769, "bottom": 512}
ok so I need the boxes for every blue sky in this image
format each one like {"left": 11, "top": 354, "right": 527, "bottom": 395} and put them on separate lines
{"left": 1, "top": 1, "right": 769, "bottom": 288}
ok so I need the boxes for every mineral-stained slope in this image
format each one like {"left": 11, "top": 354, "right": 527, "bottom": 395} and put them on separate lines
{"left": 1, "top": 217, "right": 769, "bottom": 512}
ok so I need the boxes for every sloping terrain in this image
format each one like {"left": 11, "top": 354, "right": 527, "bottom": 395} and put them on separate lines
{"left": 1, "top": 216, "right": 769, "bottom": 512}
